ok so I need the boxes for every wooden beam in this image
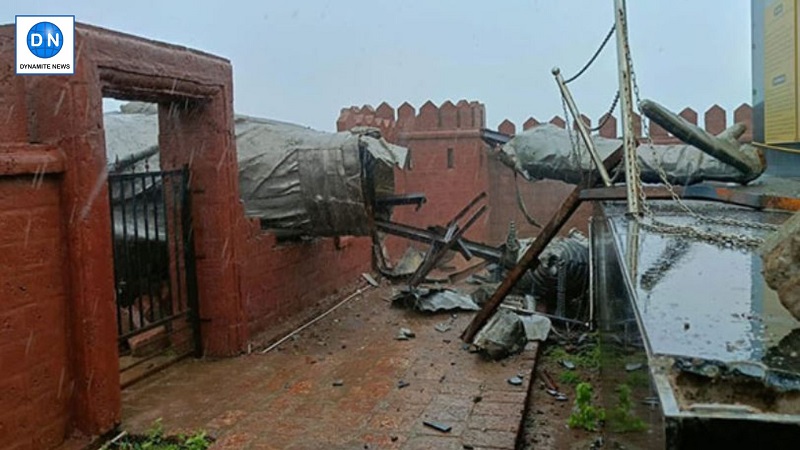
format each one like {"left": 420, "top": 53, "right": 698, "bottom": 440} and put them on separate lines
{"left": 461, "top": 146, "right": 623, "bottom": 342}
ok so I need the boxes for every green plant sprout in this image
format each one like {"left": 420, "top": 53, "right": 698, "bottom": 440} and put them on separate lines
{"left": 111, "top": 419, "right": 211, "bottom": 450}
{"left": 568, "top": 382, "right": 605, "bottom": 431}
{"left": 559, "top": 370, "right": 582, "bottom": 385}
{"left": 608, "top": 384, "right": 647, "bottom": 433}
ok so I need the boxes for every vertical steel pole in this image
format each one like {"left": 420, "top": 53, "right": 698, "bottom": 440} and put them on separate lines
{"left": 587, "top": 217, "right": 595, "bottom": 329}
{"left": 614, "top": 0, "right": 641, "bottom": 215}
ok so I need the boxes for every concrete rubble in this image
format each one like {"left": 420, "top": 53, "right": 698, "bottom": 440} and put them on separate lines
{"left": 761, "top": 211, "right": 800, "bottom": 321}
{"left": 473, "top": 308, "right": 552, "bottom": 360}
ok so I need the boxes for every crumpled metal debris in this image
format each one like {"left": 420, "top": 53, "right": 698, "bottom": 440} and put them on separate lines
{"left": 640, "top": 99, "right": 765, "bottom": 180}
{"left": 392, "top": 287, "right": 480, "bottom": 313}
{"left": 419, "top": 290, "right": 479, "bottom": 312}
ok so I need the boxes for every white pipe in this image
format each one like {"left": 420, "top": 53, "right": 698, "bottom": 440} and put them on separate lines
{"left": 260, "top": 285, "right": 372, "bottom": 354}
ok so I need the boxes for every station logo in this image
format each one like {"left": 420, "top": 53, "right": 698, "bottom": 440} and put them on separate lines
{"left": 16, "top": 15, "right": 75, "bottom": 75}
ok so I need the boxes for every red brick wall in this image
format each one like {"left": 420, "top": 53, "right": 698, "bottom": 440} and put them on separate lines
{"left": 0, "top": 176, "right": 72, "bottom": 450}
{"left": 235, "top": 212, "right": 372, "bottom": 339}
{"left": 0, "top": 23, "right": 121, "bottom": 448}
{"left": 338, "top": 100, "right": 491, "bottom": 260}
{"left": 486, "top": 155, "right": 591, "bottom": 244}
{"left": 394, "top": 132, "right": 489, "bottom": 241}
{"left": 0, "top": 23, "right": 377, "bottom": 450}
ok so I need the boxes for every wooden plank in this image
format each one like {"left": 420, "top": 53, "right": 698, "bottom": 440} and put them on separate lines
{"left": 461, "top": 146, "right": 623, "bottom": 342}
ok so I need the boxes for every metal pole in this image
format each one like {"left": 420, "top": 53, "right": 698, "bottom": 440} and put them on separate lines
{"left": 613, "top": 0, "right": 641, "bottom": 215}
{"left": 626, "top": 216, "right": 640, "bottom": 285}
{"left": 588, "top": 217, "right": 595, "bottom": 329}
{"left": 552, "top": 67, "right": 613, "bottom": 187}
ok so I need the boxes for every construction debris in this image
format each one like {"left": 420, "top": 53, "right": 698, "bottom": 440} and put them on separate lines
{"left": 392, "top": 287, "right": 480, "bottom": 313}
{"left": 434, "top": 321, "right": 452, "bottom": 333}
{"left": 462, "top": 148, "right": 623, "bottom": 342}
{"left": 386, "top": 247, "right": 425, "bottom": 277}
{"left": 469, "top": 284, "right": 500, "bottom": 306}
{"left": 405, "top": 193, "right": 489, "bottom": 287}
{"left": 361, "top": 273, "right": 379, "bottom": 287}
{"left": 625, "top": 363, "right": 644, "bottom": 372}
{"left": 473, "top": 309, "right": 528, "bottom": 359}
{"left": 508, "top": 376, "right": 524, "bottom": 386}
{"left": 519, "top": 314, "right": 552, "bottom": 342}
{"left": 422, "top": 421, "right": 452, "bottom": 433}
{"left": 472, "top": 308, "right": 552, "bottom": 360}
{"left": 396, "top": 328, "right": 416, "bottom": 340}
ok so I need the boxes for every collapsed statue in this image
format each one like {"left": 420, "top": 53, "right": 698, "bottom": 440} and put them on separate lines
{"left": 104, "top": 102, "right": 408, "bottom": 238}
{"left": 497, "top": 99, "right": 765, "bottom": 186}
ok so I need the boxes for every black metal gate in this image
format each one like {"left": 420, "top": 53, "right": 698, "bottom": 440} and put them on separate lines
{"left": 108, "top": 167, "right": 200, "bottom": 384}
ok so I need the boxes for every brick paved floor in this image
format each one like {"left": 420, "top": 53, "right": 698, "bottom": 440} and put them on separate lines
{"left": 121, "top": 284, "right": 538, "bottom": 450}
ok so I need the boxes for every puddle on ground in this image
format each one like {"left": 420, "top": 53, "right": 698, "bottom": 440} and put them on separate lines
{"left": 606, "top": 202, "right": 800, "bottom": 376}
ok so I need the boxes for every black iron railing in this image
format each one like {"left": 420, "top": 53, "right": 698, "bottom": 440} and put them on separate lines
{"left": 108, "top": 167, "right": 200, "bottom": 368}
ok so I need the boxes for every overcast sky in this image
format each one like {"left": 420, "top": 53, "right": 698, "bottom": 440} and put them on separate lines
{"left": 5, "top": 1, "right": 752, "bottom": 131}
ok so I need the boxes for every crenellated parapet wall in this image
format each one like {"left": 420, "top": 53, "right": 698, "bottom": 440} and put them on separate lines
{"left": 337, "top": 99, "right": 487, "bottom": 141}
{"left": 495, "top": 103, "right": 754, "bottom": 144}
{"left": 338, "top": 100, "right": 491, "bottom": 245}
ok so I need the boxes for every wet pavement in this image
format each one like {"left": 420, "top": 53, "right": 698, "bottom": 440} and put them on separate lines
{"left": 606, "top": 202, "right": 797, "bottom": 372}
{"left": 121, "top": 283, "right": 537, "bottom": 449}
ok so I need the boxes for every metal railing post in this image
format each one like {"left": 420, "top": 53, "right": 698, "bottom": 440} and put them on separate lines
{"left": 614, "top": 0, "right": 642, "bottom": 215}
{"left": 552, "top": 67, "right": 613, "bottom": 187}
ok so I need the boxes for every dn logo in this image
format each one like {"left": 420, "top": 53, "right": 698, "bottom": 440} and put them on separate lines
{"left": 27, "top": 21, "right": 63, "bottom": 58}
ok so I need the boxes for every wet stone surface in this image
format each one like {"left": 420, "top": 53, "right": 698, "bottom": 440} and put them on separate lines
{"left": 607, "top": 202, "right": 799, "bottom": 375}
{"left": 121, "top": 284, "right": 537, "bottom": 449}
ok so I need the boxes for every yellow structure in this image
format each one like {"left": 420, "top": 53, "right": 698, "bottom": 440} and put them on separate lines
{"left": 764, "top": 0, "right": 799, "bottom": 143}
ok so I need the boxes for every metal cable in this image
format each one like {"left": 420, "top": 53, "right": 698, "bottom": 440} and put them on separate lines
{"left": 564, "top": 23, "right": 616, "bottom": 84}
{"left": 514, "top": 171, "right": 543, "bottom": 228}
{"left": 590, "top": 91, "right": 620, "bottom": 132}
